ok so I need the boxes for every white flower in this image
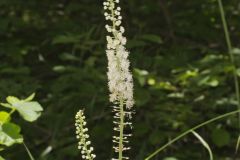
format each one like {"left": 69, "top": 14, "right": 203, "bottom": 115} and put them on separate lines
{"left": 104, "top": 0, "right": 134, "bottom": 108}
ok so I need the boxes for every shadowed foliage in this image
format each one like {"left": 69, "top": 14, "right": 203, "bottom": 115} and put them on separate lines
{"left": 0, "top": 0, "right": 240, "bottom": 159}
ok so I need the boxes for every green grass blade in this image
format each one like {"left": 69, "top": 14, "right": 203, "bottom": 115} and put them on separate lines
{"left": 23, "top": 142, "right": 35, "bottom": 160}
{"left": 217, "top": 0, "right": 240, "bottom": 153}
{"left": 145, "top": 109, "right": 240, "bottom": 160}
{"left": 236, "top": 135, "right": 240, "bottom": 154}
{"left": 191, "top": 131, "right": 213, "bottom": 160}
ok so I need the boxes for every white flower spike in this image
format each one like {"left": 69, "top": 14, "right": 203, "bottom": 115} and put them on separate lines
{"left": 104, "top": 0, "right": 134, "bottom": 159}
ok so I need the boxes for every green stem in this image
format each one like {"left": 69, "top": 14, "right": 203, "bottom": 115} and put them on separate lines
{"left": 118, "top": 99, "right": 124, "bottom": 160}
{"left": 145, "top": 109, "right": 240, "bottom": 160}
{"left": 9, "top": 109, "right": 16, "bottom": 115}
{"left": 217, "top": 0, "right": 240, "bottom": 127}
{"left": 23, "top": 142, "right": 35, "bottom": 160}
{"left": 6, "top": 109, "right": 16, "bottom": 120}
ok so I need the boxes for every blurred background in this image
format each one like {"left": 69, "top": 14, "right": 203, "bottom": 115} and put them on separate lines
{"left": 0, "top": 0, "right": 240, "bottom": 159}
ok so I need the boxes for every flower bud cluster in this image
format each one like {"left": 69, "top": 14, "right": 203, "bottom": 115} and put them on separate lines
{"left": 75, "top": 110, "right": 96, "bottom": 160}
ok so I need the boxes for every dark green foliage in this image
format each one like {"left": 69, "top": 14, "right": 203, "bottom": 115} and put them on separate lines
{"left": 0, "top": 0, "right": 240, "bottom": 159}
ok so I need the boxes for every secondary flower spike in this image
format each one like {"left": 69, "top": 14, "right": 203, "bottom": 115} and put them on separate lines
{"left": 75, "top": 110, "right": 96, "bottom": 160}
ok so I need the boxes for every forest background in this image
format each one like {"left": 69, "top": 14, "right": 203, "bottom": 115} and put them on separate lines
{"left": 0, "top": 0, "right": 240, "bottom": 159}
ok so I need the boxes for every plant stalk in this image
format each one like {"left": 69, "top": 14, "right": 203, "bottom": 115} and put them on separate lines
{"left": 118, "top": 99, "right": 124, "bottom": 160}
{"left": 217, "top": 0, "right": 240, "bottom": 127}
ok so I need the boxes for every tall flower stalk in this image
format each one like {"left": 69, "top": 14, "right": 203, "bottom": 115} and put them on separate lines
{"left": 103, "top": 0, "right": 134, "bottom": 159}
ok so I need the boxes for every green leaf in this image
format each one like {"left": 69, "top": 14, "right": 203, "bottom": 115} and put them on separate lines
{"left": 0, "top": 122, "right": 23, "bottom": 147}
{"left": 211, "top": 128, "right": 230, "bottom": 147}
{"left": 0, "top": 112, "right": 11, "bottom": 124}
{"left": 13, "top": 101, "right": 43, "bottom": 122}
{"left": 24, "top": 93, "right": 35, "bottom": 102}
{"left": 6, "top": 96, "right": 20, "bottom": 105}
{"left": 53, "top": 65, "right": 66, "bottom": 73}
{"left": 0, "top": 103, "right": 12, "bottom": 108}
{"left": 198, "top": 76, "right": 219, "bottom": 87}
{"left": 1, "top": 94, "right": 43, "bottom": 122}
{"left": 0, "top": 156, "right": 5, "bottom": 160}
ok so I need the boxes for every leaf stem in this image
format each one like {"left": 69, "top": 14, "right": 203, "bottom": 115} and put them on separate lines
{"left": 145, "top": 109, "right": 240, "bottom": 160}
{"left": 9, "top": 109, "right": 16, "bottom": 115}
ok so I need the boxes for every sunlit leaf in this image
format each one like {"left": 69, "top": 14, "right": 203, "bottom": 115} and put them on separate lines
{"left": 1, "top": 94, "right": 43, "bottom": 122}
{"left": 6, "top": 96, "right": 20, "bottom": 105}
{"left": 0, "top": 156, "right": 5, "bottom": 160}
{"left": 0, "top": 122, "right": 23, "bottom": 147}
{"left": 24, "top": 93, "right": 35, "bottom": 102}
{"left": 13, "top": 101, "right": 43, "bottom": 122}
{"left": 0, "top": 112, "right": 11, "bottom": 124}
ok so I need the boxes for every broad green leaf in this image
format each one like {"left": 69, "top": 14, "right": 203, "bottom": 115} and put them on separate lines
{"left": 6, "top": 96, "right": 20, "bottom": 105}
{"left": 0, "top": 112, "right": 10, "bottom": 124}
{"left": 13, "top": 101, "right": 43, "bottom": 122}
{"left": 0, "top": 122, "right": 23, "bottom": 147}
{"left": 192, "top": 131, "right": 213, "bottom": 160}
{"left": 211, "top": 128, "right": 230, "bottom": 147}
{"left": 1, "top": 94, "right": 43, "bottom": 122}
{"left": 24, "top": 93, "right": 35, "bottom": 102}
